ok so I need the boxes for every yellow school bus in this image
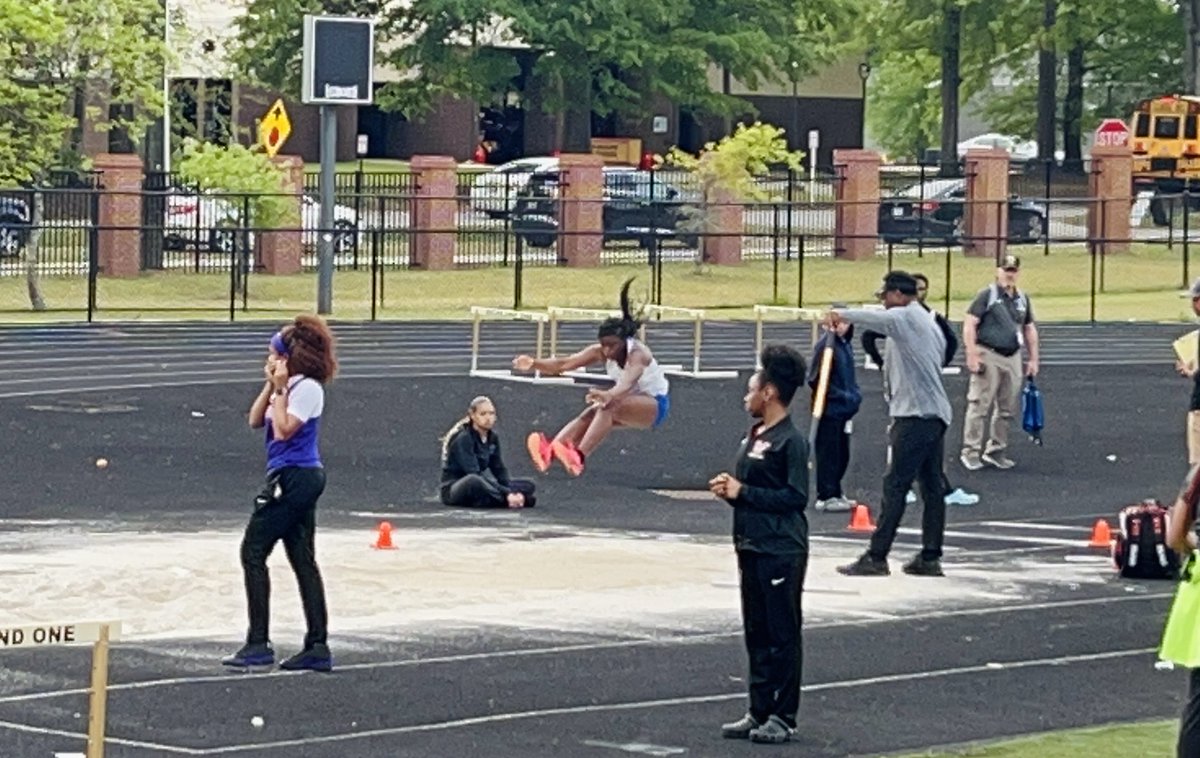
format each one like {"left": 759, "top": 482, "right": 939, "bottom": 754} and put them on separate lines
{"left": 1131, "top": 94, "right": 1200, "bottom": 224}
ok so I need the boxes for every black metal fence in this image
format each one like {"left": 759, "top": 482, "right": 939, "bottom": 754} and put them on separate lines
{"left": 0, "top": 163, "right": 1194, "bottom": 323}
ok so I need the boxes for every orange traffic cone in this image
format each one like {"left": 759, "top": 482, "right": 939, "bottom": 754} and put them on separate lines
{"left": 848, "top": 503, "right": 875, "bottom": 533}
{"left": 372, "top": 521, "right": 398, "bottom": 550}
{"left": 1088, "top": 519, "right": 1113, "bottom": 548}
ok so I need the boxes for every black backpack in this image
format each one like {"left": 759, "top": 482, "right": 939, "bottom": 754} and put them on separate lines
{"left": 932, "top": 312, "right": 958, "bottom": 368}
{"left": 1112, "top": 501, "right": 1180, "bottom": 580}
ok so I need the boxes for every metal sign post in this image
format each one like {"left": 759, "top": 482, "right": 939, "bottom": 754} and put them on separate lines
{"left": 807, "top": 129, "right": 820, "bottom": 205}
{"left": 302, "top": 14, "right": 376, "bottom": 315}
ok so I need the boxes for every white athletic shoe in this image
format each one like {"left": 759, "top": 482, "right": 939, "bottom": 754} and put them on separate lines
{"left": 816, "top": 496, "right": 853, "bottom": 513}
{"left": 945, "top": 488, "right": 981, "bottom": 506}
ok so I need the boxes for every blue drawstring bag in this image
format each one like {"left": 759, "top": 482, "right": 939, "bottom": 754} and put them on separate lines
{"left": 1022, "top": 377, "right": 1044, "bottom": 446}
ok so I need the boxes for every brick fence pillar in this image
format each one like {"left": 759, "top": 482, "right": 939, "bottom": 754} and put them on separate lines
{"left": 259, "top": 156, "right": 304, "bottom": 274}
{"left": 833, "top": 149, "right": 882, "bottom": 261}
{"left": 93, "top": 154, "right": 144, "bottom": 277}
{"left": 1088, "top": 145, "right": 1133, "bottom": 254}
{"left": 557, "top": 153, "right": 604, "bottom": 267}
{"left": 962, "top": 148, "right": 1010, "bottom": 260}
{"left": 701, "top": 188, "right": 744, "bottom": 266}
{"left": 410, "top": 155, "right": 458, "bottom": 270}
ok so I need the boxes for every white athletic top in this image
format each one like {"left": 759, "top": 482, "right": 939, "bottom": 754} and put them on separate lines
{"left": 605, "top": 338, "right": 669, "bottom": 397}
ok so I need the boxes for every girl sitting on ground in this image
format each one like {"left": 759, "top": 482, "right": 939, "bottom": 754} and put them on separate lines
{"left": 440, "top": 395, "right": 536, "bottom": 508}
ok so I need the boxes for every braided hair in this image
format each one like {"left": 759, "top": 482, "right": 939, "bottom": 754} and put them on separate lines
{"left": 440, "top": 395, "right": 492, "bottom": 465}
{"left": 597, "top": 277, "right": 643, "bottom": 342}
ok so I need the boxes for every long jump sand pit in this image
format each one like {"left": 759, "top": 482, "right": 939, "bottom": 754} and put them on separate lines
{"left": 1, "top": 523, "right": 1123, "bottom": 644}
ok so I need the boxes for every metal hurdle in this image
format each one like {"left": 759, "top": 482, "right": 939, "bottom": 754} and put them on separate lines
{"left": 641, "top": 304, "right": 738, "bottom": 379}
{"left": 468, "top": 306, "right": 576, "bottom": 384}
{"left": 546, "top": 306, "right": 620, "bottom": 358}
{"left": 753, "top": 305, "right": 828, "bottom": 368}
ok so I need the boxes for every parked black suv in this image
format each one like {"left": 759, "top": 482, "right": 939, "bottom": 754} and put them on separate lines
{"left": 878, "top": 178, "right": 1047, "bottom": 244}
{"left": 510, "top": 167, "right": 699, "bottom": 249}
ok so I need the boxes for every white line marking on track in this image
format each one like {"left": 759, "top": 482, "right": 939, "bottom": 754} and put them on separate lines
{"left": 0, "top": 719, "right": 201, "bottom": 754}
{"left": 977, "top": 521, "right": 1093, "bottom": 532}
{"left": 0, "top": 592, "right": 1170, "bottom": 707}
{"left": 896, "top": 527, "right": 1088, "bottom": 548}
{"left": 185, "top": 647, "right": 1157, "bottom": 754}
{"left": 0, "top": 372, "right": 465, "bottom": 399}
{"left": 580, "top": 739, "right": 688, "bottom": 756}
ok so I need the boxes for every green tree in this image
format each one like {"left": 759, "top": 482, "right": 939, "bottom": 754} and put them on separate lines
{"left": 175, "top": 139, "right": 299, "bottom": 231}
{"left": 664, "top": 121, "right": 803, "bottom": 270}
{"left": 230, "top": 0, "right": 861, "bottom": 151}
{"left": 864, "top": 0, "right": 1182, "bottom": 166}
{"left": 0, "top": 0, "right": 167, "bottom": 309}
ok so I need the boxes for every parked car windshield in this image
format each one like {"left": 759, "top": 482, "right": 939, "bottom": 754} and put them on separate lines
{"left": 899, "top": 179, "right": 965, "bottom": 200}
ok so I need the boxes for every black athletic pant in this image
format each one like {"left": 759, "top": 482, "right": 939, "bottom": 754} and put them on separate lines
{"left": 737, "top": 550, "right": 808, "bottom": 729}
{"left": 241, "top": 466, "right": 328, "bottom": 649}
{"left": 1180, "top": 669, "right": 1200, "bottom": 757}
{"left": 814, "top": 415, "right": 851, "bottom": 500}
{"left": 869, "top": 417, "right": 947, "bottom": 562}
{"left": 441, "top": 474, "right": 537, "bottom": 508}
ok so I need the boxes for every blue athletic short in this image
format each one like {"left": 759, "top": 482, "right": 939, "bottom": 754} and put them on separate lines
{"left": 653, "top": 393, "right": 670, "bottom": 428}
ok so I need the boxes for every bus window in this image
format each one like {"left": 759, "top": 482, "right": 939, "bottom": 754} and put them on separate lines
{"left": 1155, "top": 116, "right": 1181, "bottom": 139}
{"left": 1135, "top": 113, "right": 1151, "bottom": 137}
{"left": 1187, "top": 116, "right": 1198, "bottom": 140}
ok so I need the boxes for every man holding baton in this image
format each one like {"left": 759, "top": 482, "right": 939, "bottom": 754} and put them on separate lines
{"left": 828, "top": 271, "right": 953, "bottom": 577}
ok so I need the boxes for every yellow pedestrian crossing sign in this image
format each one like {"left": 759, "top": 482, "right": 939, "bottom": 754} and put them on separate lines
{"left": 258, "top": 99, "right": 292, "bottom": 157}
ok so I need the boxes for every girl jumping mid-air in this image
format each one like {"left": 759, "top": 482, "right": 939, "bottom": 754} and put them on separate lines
{"left": 512, "top": 278, "right": 670, "bottom": 477}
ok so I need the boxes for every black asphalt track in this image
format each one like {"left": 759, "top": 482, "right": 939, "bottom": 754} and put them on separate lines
{"left": 0, "top": 322, "right": 1194, "bottom": 757}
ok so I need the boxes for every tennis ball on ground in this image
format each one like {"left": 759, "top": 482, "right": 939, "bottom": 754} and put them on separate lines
{"left": 250, "top": 716, "right": 264, "bottom": 728}
{"left": 95, "top": 458, "right": 109, "bottom": 469}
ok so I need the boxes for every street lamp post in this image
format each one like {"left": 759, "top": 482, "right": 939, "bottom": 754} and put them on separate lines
{"left": 857, "top": 58, "right": 872, "bottom": 148}
{"left": 789, "top": 60, "right": 799, "bottom": 152}
{"left": 163, "top": 0, "right": 172, "bottom": 172}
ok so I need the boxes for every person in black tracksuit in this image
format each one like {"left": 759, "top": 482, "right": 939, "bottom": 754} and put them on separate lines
{"left": 807, "top": 318, "right": 861, "bottom": 512}
{"left": 440, "top": 396, "right": 536, "bottom": 509}
{"left": 863, "top": 272, "right": 978, "bottom": 508}
{"left": 711, "top": 344, "right": 809, "bottom": 745}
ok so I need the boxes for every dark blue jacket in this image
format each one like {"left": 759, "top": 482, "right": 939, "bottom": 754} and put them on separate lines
{"left": 808, "top": 330, "right": 862, "bottom": 420}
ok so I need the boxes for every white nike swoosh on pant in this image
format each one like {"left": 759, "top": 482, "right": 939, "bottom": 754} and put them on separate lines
{"left": 771, "top": 577, "right": 786, "bottom": 586}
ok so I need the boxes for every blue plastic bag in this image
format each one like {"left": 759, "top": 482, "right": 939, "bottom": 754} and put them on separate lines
{"left": 1022, "top": 377, "right": 1044, "bottom": 446}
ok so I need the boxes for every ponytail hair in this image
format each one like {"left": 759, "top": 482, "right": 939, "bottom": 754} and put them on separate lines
{"left": 597, "top": 277, "right": 643, "bottom": 341}
{"left": 439, "top": 395, "right": 493, "bottom": 464}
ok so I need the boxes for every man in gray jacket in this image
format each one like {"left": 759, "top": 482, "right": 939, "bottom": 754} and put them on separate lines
{"left": 828, "top": 271, "right": 953, "bottom": 577}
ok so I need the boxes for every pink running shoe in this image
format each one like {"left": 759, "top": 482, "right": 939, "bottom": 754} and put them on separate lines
{"left": 526, "top": 432, "right": 553, "bottom": 473}
{"left": 551, "top": 440, "right": 585, "bottom": 477}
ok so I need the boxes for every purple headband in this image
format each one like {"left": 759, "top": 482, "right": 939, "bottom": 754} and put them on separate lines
{"left": 270, "top": 331, "right": 289, "bottom": 357}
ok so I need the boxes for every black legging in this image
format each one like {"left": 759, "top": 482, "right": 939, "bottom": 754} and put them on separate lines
{"left": 240, "top": 466, "right": 328, "bottom": 649}
{"left": 441, "top": 474, "right": 537, "bottom": 508}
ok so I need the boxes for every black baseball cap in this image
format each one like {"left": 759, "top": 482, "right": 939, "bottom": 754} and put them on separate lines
{"left": 874, "top": 271, "right": 920, "bottom": 298}
{"left": 1000, "top": 254, "right": 1021, "bottom": 271}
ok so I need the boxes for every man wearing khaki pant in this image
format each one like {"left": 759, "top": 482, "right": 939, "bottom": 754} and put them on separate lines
{"left": 961, "top": 255, "right": 1039, "bottom": 471}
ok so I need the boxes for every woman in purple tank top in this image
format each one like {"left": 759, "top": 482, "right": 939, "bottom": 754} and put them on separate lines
{"left": 223, "top": 314, "right": 338, "bottom": 673}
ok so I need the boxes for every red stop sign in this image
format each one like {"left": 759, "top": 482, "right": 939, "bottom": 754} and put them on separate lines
{"left": 1093, "top": 118, "right": 1130, "bottom": 148}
